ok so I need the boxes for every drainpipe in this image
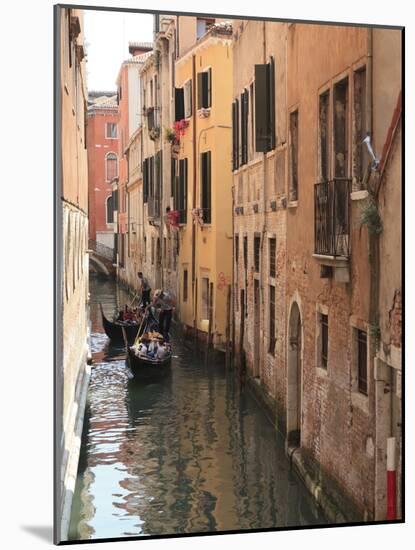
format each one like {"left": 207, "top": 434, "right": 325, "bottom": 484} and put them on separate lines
{"left": 192, "top": 53, "right": 197, "bottom": 334}
{"left": 260, "top": 20, "right": 267, "bottom": 378}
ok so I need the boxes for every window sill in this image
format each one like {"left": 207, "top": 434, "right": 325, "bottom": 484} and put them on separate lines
{"left": 312, "top": 254, "right": 349, "bottom": 267}
{"left": 287, "top": 200, "right": 298, "bottom": 208}
{"left": 316, "top": 366, "right": 328, "bottom": 378}
{"left": 351, "top": 190, "right": 369, "bottom": 201}
{"left": 351, "top": 390, "right": 369, "bottom": 413}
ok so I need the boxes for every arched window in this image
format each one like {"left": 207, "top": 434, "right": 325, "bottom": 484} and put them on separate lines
{"left": 106, "top": 195, "right": 114, "bottom": 224}
{"left": 106, "top": 153, "right": 118, "bottom": 182}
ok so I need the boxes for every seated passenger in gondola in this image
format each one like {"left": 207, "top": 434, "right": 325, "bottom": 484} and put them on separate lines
{"left": 147, "top": 339, "right": 159, "bottom": 358}
{"left": 156, "top": 341, "right": 168, "bottom": 360}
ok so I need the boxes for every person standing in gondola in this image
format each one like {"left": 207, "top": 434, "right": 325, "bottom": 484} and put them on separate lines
{"left": 151, "top": 289, "right": 175, "bottom": 342}
{"left": 137, "top": 272, "right": 151, "bottom": 308}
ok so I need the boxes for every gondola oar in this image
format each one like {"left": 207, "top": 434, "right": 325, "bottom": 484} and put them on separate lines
{"left": 134, "top": 307, "right": 149, "bottom": 346}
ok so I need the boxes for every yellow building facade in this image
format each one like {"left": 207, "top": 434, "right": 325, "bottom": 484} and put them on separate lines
{"left": 174, "top": 23, "right": 233, "bottom": 346}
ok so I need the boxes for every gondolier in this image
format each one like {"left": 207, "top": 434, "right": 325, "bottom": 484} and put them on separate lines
{"left": 151, "top": 289, "right": 175, "bottom": 342}
{"left": 137, "top": 272, "right": 151, "bottom": 307}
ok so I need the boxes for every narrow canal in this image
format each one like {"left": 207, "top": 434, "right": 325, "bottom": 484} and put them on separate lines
{"left": 68, "top": 277, "right": 326, "bottom": 541}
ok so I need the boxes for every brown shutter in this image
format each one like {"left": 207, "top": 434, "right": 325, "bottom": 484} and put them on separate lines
{"left": 255, "top": 64, "right": 269, "bottom": 152}
{"left": 174, "top": 87, "right": 184, "bottom": 121}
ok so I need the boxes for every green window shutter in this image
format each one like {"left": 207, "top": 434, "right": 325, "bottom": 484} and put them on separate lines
{"left": 255, "top": 64, "right": 269, "bottom": 152}
{"left": 268, "top": 56, "right": 276, "bottom": 150}
{"left": 207, "top": 68, "right": 212, "bottom": 107}
{"left": 235, "top": 97, "right": 240, "bottom": 169}
{"left": 197, "top": 72, "right": 204, "bottom": 109}
{"left": 175, "top": 87, "right": 184, "bottom": 121}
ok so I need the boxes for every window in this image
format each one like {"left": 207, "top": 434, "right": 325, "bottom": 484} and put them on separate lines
{"left": 183, "top": 269, "right": 188, "bottom": 302}
{"left": 319, "top": 91, "right": 330, "bottom": 182}
{"left": 269, "top": 285, "right": 276, "bottom": 354}
{"left": 321, "top": 313, "right": 328, "bottom": 369}
{"left": 353, "top": 68, "right": 367, "bottom": 187}
{"left": 197, "top": 68, "right": 212, "bottom": 109}
{"left": 334, "top": 78, "right": 349, "bottom": 178}
{"left": 269, "top": 237, "right": 276, "bottom": 277}
{"left": 184, "top": 80, "right": 192, "bottom": 118}
{"left": 112, "top": 188, "right": 118, "bottom": 211}
{"left": 289, "top": 110, "right": 299, "bottom": 201}
{"left": 232, "top": 98, "right": 240, "bottom": 171}
{"left": 254, "top": 234, "right": 260, "bottom": 272}
{"left": 254, "top": 56, "right": 275, "bottom": 152}
{"left": 106, "top": 196, "right": 114, "bottom": 223}
{"left": 201, "top": 277, "right": 210, "bottom": 320}
{"left": 106, "top": 122, "right": 117, "bottom": 139}
{"left": 240, "top": 88, "right": 249, "bottom": 166}
{"left": 200, "top": 151, "right": 212, "bottom": 223}
{"left": 173, "top": 158, "right": 188, "bottom": 223}
{"left": 151, "top": 237, "right": 154, "bottom": 265}
{"left": 143, "top": 236, "right": 147, "bottom": 262}
{"left": 235, "top": 235, "right": 239, "bottom": 265}
{"left": 174, "top": 87, "right": 184, "bottom": 121}
{"left": 243, "top": 236, "right": 248, "bottom": 273}
{"left": 197, "top": 17, "right": 215, "bottom": 39}
{"left": 357, "top": 329, "right": 368, "bottom": 395}
{"left": 106, "top": 153, "right": 118, "bottom": 181}
{"left": 250, "top": 81, "right": 255, "bottom": 159}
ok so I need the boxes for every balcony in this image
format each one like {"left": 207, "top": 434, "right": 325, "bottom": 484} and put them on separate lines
{"left": 314, "top": 178, "right": 351, "bottom": 259}
{"left": 147, "top": 196, "right": 161, "bottom": 220}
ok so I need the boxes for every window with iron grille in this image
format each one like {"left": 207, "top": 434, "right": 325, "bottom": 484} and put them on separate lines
{"left": 254, "top": 235, "right": 260, "bottom": 272}
{"left": 289, "top": 110, "right": 299, "bottom": 200}
{"left": 106, "top": 153, "right": 118, "bottom": 181}
{"left": 357, "top": 329, "right": 368, "bottom": 395}
{"left": 321, "top": 313, "right": 328, "bottom": 369}
{"left": 269, "top": 285, "right": 276, "bottom": 354}
{"left": 201, "top": 151, "right": 211, "bottom": 223}
{"left": 269, "top": 237, "right": 276, "bottom": 277}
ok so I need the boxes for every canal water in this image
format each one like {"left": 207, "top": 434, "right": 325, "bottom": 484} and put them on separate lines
{"left": 68, "top": 276, "right": 326, "bottom": 541}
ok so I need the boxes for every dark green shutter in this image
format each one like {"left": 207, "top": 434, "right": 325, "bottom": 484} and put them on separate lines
{"left": 255, "top": 64, "right": 269, "bottom": 152}
{"left": 232, "top": 101, "right": 236, "bottom": 171}
{"left": 175, "top": 87, "right": 184, "bottom": 121}
{"left": 268, "top": 56, "right": 276, "bottom": 150}
{"left": 207, "top": 68, "right": 212, "bottom": 107}
{"left": 201, "top": 151, "right": 211, "bottom": 223}
{"left": 143, "top": 159, "right": 148, "bottom": 203}
{"left": 235, "top": 98, "right": 240, "bottom": 169}
{"left": 197, "top": 72, "right": 204, "bottom": 109}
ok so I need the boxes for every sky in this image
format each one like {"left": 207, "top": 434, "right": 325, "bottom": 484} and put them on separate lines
{"left": 84, "top": 9, "right": 154, "bottom": 92}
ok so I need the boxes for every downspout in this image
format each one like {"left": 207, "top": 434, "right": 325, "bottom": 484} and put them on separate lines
{"left": 260, "top": 20, "right": 267, "bottom": 378}
{"left": 366, "top": 27, "right": 378, "bottom": 521}
{"left": 192, "top": 53, "right": 197, "bottom": 334}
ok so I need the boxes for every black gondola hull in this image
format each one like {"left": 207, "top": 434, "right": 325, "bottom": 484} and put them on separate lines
{"left": 100, "top": 304, "right": 140, "bottom": 345}
{"left": 127, "top": 347, "right": 172, "bottom": 380}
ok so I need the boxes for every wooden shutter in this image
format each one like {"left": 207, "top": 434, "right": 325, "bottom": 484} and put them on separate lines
{"left": 197, "top": 72, "right": 204, "bottom": 109}
{"left": 255, "top": 64, "right": 269, "bottom": 152}
{"left": 241, "top": 89, "right": 249, "bottom": 165}
{"left": 235, "top": 98, "right": 240, "bottom": 169}
{"left": 201, "top": 151, "right": 211, "bottom": 223}
{"left": 171, "top": 158, "right": 176, "bottom": 198}
{"left": 175, "top": 87, "right": 184, "bottom": 121}
{"left": 207, "top": 68, "right": 212, "bottom": 107}
{"left": 232, "top": 101, "right": 237, "bottom": 171}
{"left": 268, "top": 57, "right": 276, "bottom": 150}
{"left": 143, "top": 159, "right": 148, "bottom": 203}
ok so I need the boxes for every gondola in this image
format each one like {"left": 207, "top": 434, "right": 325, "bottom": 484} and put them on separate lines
{"left": 100, "top": 303, "right": 141, "bottom": 345}
{"left": 127, "top": 345, "right": 172, "bottom": 380}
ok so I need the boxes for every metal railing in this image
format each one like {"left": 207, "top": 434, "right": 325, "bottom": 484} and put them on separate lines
{"left": 88, "top": 239, "right": 115, "bottom": 262}
{"left": 314, "top": 178, "right": 351, "bottom": 258}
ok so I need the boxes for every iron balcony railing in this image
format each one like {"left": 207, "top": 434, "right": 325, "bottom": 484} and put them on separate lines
{"left": 147, "top": 196, "right": 161, "bottom": 219}
{"left": 314, "top": 178, "right": 351, "bottom": 258}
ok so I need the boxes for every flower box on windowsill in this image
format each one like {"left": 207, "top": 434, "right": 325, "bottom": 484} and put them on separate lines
{"left": 197, "top": 108, "right": 211, "bottom": 119}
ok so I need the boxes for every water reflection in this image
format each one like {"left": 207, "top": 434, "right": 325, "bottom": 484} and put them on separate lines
{"left": 68, "top": 276, "right": 326, "bottom": 540}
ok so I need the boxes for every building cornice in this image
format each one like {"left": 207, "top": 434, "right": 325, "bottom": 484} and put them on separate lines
{"left": 176, "top": 32, "right": 233, "bottom": 69}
